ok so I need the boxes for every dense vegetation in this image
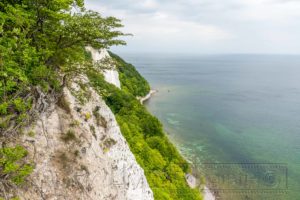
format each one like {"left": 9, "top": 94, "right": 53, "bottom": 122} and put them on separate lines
{"left": 88, "top": 69, "right": 202, "bottom": 200}
{"left": 108, "top": 52, "right": 150, "bottom": 97}
{"left": 0, "top": 0, "right": 126, "bottom": 134}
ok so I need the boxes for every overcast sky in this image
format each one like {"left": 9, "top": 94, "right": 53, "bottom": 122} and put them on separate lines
{"left": 85, "top": 0, "right": 300, "bottom": 54}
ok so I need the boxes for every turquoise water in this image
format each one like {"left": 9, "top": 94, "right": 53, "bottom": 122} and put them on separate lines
{"left": 119, "top": 53, "right": 300, "bottom": 199}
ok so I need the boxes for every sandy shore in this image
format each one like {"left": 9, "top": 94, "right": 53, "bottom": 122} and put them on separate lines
{"left": 138, "top": 89, "right": 157, "bottom": 104}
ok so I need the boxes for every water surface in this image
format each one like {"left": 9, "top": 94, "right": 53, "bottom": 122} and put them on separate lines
{"left": 118, "top": 53, "right": 300, "bottom": 199}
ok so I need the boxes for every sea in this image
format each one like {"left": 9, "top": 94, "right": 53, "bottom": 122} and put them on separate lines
{"left": 118, "top": 53, "right": 300, "bottom": 200}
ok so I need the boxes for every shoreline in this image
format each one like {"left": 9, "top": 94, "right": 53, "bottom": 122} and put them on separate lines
{"left": 142, "top": 89, "right": 216, "bottom": 200}
{"left": 204, "top": 186, "right": 216, "bottom": 200}
{"left": 185, "top": 170, "right": 216, "bottom": 200}
{"left": 138, "top": 89, "right": 158, "bottom": 104}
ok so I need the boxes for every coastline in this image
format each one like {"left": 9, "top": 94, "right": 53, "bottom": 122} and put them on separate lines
{"left": 204, "top": 186, "right": 216, "bottom": 200}
{"left": 185, "top": 168, "right": 216, "bottom": 200}
{"left": 138, "top": 89, "right": 158, "bottom": 104}
{"left": 141, "top": 89, "right": 216, "bottom": 200}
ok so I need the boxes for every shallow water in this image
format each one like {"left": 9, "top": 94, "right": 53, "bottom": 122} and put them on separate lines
{"left": 118, "top": 53, "right": 300, "bottom": 199}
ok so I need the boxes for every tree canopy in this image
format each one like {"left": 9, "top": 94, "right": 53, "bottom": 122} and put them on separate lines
{"left": 0, "top": 0, "right": 127, "bottom": 134}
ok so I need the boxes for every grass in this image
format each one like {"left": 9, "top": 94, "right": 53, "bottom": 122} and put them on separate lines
{"left": 61, "top": 130, "right": 77, "bottom": 143}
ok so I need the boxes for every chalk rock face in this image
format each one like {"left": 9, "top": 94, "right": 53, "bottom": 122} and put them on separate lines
{"left": 19, "top": 62, "right": 153, "bottom": 199}
{"left": 86, "top": 46, "right": 121, "bottom": 88}
{"left": 86, "top": 46, "right": 110, "bottom": 61}
{"left": 103, "top": 69, "right": 121, "bottom": 88}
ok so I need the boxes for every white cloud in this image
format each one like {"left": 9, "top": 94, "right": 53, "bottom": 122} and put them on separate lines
{"left": 140, "top": 0, "right": 158, "bottom": 9}
{"left": 85, "top": 0, "right": 300, "bottom": 54}
{"left": 236, "top": 0, "right": 300, "bottom": 22}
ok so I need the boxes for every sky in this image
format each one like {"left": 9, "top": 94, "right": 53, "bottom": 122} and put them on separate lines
{"left": 85, "top": 0, "right": 300, "bottom": 54}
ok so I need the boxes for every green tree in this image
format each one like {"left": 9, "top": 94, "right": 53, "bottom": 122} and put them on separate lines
{"left": 0, "top": 0, "right": 127, "bottom": 134}
{"left": 0, "top": 0, "right": 127, "bottom": 196}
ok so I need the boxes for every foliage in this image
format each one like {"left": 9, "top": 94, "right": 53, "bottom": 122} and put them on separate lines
{"left": 84, "top": 112, "right": 91, "bottom": 121}
{"left": 101, "top": 138, "right": 117, "bottom": 153}
{"left": 88, "top": 70, "right": 202, "bottom": 200}
{"left": 0, "top": 0, "right": 127, "bottom": 134}
{"left": 109, "top": 52, "right": 150, "bottom": 97}
{"left": 0, "top": 197, "right": 20, "bottom": 200}
{"left": 0, "top": 145, "right": 33, "bottom": 186}
{"left": 27, "top": 130, "right": 35, "bottom": 137}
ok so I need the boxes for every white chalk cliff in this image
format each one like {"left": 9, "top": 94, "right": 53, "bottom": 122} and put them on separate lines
{"left": 18, "top": 48, "right": 153, "bottom": 200}
{"left": 86, "top": 47, "right": 121, "bottom": 88}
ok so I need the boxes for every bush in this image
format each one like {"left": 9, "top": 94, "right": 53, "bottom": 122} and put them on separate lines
{"left": 0, "top": 103, "right": 8, "bottom": 115}
{"left": 0, "top": 145, "right": 33, "bottom": 186}
{"left": 0, "top": 0, "right": 127, "bottom": 134}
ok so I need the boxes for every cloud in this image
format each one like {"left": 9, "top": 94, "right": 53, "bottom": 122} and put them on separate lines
{"left": 85, "top": 0, "right": 300, "bottom": 54}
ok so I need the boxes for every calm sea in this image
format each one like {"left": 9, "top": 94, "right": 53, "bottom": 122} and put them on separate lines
{"left": 118, "top": 53, "right": 300, "bottom": 199}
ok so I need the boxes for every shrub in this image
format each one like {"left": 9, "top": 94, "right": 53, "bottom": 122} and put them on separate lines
{"left": 0, "top": 103, "right": 8, "bottom": 115}
{"left": 27, "top": 130, "right": 35, "bottom": 137}
{"left": 0, "top": 145, "right": 33, "bottom": 186}
{"left": 61, "top": 130, "right": 77, "bottom": 143}
{"left": 100, "top": 138, "right": 117, "bottom": 153}
{"left": 13, "top": 98, "right": 27, "bottom": 113}
{"left": 84, "top": 112, "right": 91, "bottom": 121}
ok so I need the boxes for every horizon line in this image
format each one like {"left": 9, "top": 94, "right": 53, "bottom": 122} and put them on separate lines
{"left": 111, "top": 51, "right": 300, "bottom": 56}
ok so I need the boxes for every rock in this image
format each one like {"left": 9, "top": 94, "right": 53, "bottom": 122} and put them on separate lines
{"left": 185, "top": 173, "right": 198, "bottom": 189}
{"left": 204, "top": 186, "right": 215, "bottom": 200}
{"left": 86, "top": 47, "right": 121, "bottom": 88}
{"left": 18, "top": 49, "right": 153, "bottom": 200}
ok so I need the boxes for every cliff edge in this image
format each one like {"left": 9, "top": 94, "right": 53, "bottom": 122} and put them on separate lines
{"left": 17, "top": 49, "right": 153, "bottom": 200}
